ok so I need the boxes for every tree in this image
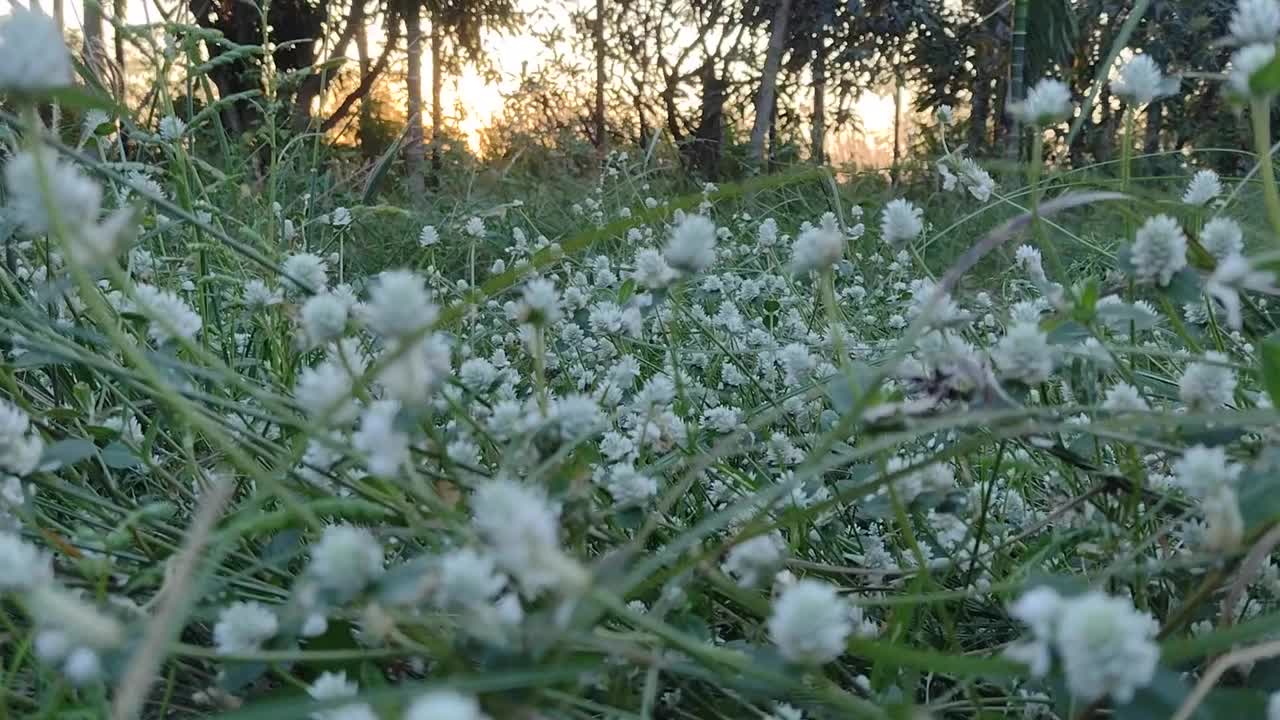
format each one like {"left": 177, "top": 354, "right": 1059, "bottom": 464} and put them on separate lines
{"left": 749, "top": 0, "right": 792, "bottom": 167}
{"left": 404, "top": 0, "right": 426, "bottom": 196}
{"left": 594, "top": 0, "right": 607, "bottom": 158}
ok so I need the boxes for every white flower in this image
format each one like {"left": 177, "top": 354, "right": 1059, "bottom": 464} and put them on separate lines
{"left": 62, "top": 647, "right": 102, "bottom": 686}
{"left": 664, "top": 214, "right": 717, "bottom": 274}
{"left": 1229, "top": 43, "right": 1277, "bottom": 96}
{"left": 1172, "top": 444, "right": 1243, "bottom": 499}
{"left": 157, "top": 115, "right": 187, "bottom": 141}
{"left": 549, "top": 394, "right": 604, "bottom": 440}
{"left": 0, "top": 7, "right": 74, "bottom": 91}
{"left": 722, "top": 533, "right": 786, "bottom": 588}
{"left": 991, "top": 321, "right": 1054, "bottom": 385}
{"left": 0, "top": 533, "right": 52, "bottom": 591}
{"left": 1010, "top": 79, "right": 1073, "bottom": 124}
{"left": 377, "top": 333, "right": 452, "bottom": 405}
{"left": 956, "top": 158, "right": 996, "bottom": 202}
{"left": 1230, "top": 0, "right": 1280, "bottom": 45}
{"left": 1179, "top": 351, "right": 1237, "bottom": 410}
{"left": 243, "top": 279, "right": 283, "bottom": 308}
{"left": 1200, "top": 217, "right": 1244, "bottom": 260}
{"left": 300, "top": 292, "right": 349, "bottom": 348}
{"left": 789, "top": 223, "right": 844, "bottom": 274}
{"left": 1207, "top": 253, "right": 1274, "bottom": 329}
{"left": 516, "top": 277, "right": 562, "bottom": 325}
{"left": 1102, "top": 383, "right": 1150, "bottom": 412}
{"left": 353, "top": 400, "right": 408, "bottom": 477}
{"left": 405, "top": 691, "right": 488, "bottom": 720}
{"left": 132, "top": 284, "right": 202, "bottom": 344}
{"left": 1055, "top": 592, "right": 1159, "bottom": 703}
{"left": 434, "top": 548, "right": 507, "bottom": 609}
{"left": 419, "top": 225, "right": 440, "bottom": 247}
{"left": 308, "top": 525, "right": 384, "bottom": 596}
{"left": 632, "top": 248, "right": 676, "bottom": 289}
{"left": 470, "top": 478, "right": 563, "bottom": 596}
{"left": 366, "top": 270, "right": 437, "bottom": 338}
{"left": 601, "top": 463, "right": 657, "bottom": 507}
{"left": 879, "top": 199, "right": 923, "bottom": 246}
{"left": 1130, "top": 214, "right": 1187, "bottom": 286}
{"left": 1182, "top": 170, "right": 1222, "bottom": 206}
{"left": 4, "top": 148, "right": 103, "bottom": 239}
{"left": 935, "top": 104, "right": 955, "bottom": 125}
{"left": 330, "top": 207, "right": 352, "bottom": 228}
{"left": 307, "top": 671, "right": 377, "bottom": 720}
{"left": 213, "top": 601, "right": 279, "bottom": 654}
{"left": 0, "top": 399, "right": 44, "bottom": 476}
{"left": 1006, "top": 586, "right": 1062, "bottom": 676}
{"left": 1111, "top": 54, "right": 1178, "bottom": 106}
{"left": 1015, "top": 245, "right": 1048, "bottom": 285}
{"left": 295, "top": 359, "right": 360, "bottom": 426}
{"left": 282, "top": 253, "right": 328, "bottom": 295}
{"left": 758, "top": 217, "right": 780, "bottom": 247}
{"left": 464, "top": 216, "right": 486, "bottom": 238}
{"left": 768, "top": 579, "right": 851, "bottom": 664}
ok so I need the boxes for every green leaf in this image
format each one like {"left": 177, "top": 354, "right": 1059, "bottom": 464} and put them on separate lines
{"left": 12, "top": 85, "right": 122, "bottom": 113}
{"left": 1046, "top": 319, "right": 1091, "bottom": 345}
{"left": 100, "top": 441, "right": 141, "bottom": 470}
{"left": 618, "top": 278, "right": 636, "bottom": 304}
{"left": 1165, "top": 268, "right": 1203, "bottom": 306}
{"left": 1251, "top": 48, "right": 1280, "bottom": 96}
{"left": 1259, "top": 330, "right": 1280, "bottom": 409}
{"left": 40, "top": 438, "right": 97, "bottom": 468}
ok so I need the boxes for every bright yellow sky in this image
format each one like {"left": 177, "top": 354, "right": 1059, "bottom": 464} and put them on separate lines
{"left": 29, "top": 0, "right": 900, "bottom": 160}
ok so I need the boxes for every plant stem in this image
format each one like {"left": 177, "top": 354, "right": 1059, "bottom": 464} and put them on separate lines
{"left": 1251, "top": 97, "right": 1280, "bottom": 246}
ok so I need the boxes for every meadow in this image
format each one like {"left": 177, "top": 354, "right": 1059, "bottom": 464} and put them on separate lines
{"left": 4, "top": 2, "right": 1280, "bottom": 719}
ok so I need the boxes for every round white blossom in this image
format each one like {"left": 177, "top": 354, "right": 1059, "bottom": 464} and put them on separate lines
{"left": 1200, "top": 217, "right": 1244, "bottom": 260}
{"left": 0, "top": 533, "right": 52, "bottom": 591}
{"left": 722, "top": 533, "right": 786, "bottom": 588}
{"left": 308, "top": 525, "right": 385, "bottom": 596}
{"left": 470, "top": 478, "right": 564, "bottom": 596}
{"left": 1111, "top": 54, "right": 1178, "bottom": 106}
{"left": 1179, "top": 351, "right": 1237, "bottom": 410}
{"left": 419, "top": 225, "right": 440, "bottom": 247}
{"left": 789, "top": 223, "right": 844, "bottom": 274}
{"left": 1229, "top": 43, "right": 1277, "bottom": 96}
{"left": 405, "top": 691, "right": 488, "bottom": 720}
{"left": 768, "top": 579, "right": 851, "bottom": 664}
{"left": 1055, "top": 592, "right": 1159, "bottom": 704}
{"left": 1130, "top": 214, "right": 1187, "bottom": 287}
{"left": 213, "top": 601, "right": 279, "bottom": 654}
{"left": 879, "top": 199, "right": 923, "bottom": 246}
{"left": 434, "top": 548, "right": 507, "bottom": 609}
{"left": 1230, "top": 0, "right": 1280, "bottom": 45}
{"left": 366, "top": 270, "right": 437, "bottom": 338}
{"left": 991, "top": 321, "right": 1054, "bottom": 385}
{"left": 300, "top": 292, "right": 350, "bottom": 348}
{"left": 664, "top": 214, "right": 718, "bottom": 274}
{"left": 1010, "top": 79, "right": 1073, "bottom": 124}
{"left": 0, "top": 7, "right": 74, "bottom": 91}
{"left": 282, "top": 253, "right": 329, "bottom": 295}
{"left": 1182, "top": 170, "right": 1222, "bottom": 206}
{"left": 132, "top": 284, "right": 203, "bottom": 344}
{"left": 516, "top": 277, "right": 562, "bottom": 325}
{"left": 0, "top": 400, "right": 44, "bottom": 476}
{"left": 1172, "top": 444, "right": 1243, "bottom": 499}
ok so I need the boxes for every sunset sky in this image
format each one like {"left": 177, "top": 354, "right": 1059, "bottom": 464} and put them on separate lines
{"left": 24, "top": 0, "right": 900, "bottom": 160}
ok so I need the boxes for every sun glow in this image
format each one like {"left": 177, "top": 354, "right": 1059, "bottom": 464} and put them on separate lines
{"left": 36, "top": 0, "right": 901, "bottom": 162}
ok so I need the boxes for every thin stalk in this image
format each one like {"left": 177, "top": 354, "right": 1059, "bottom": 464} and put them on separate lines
{"left": 1250, "top": 97, "right": 1280, "bottom": 245}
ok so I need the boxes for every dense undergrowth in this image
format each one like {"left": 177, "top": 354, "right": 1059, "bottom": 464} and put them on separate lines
{"left": 7, "top": 3, "right": 1280, "bottom": 720}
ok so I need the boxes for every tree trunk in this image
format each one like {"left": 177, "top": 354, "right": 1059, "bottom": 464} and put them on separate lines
{"left": 891, "top": 66, "right": 903, "bottom": 186}
{"left": 83, "top": 0, "right": 106, "bottom": 85}
{"left": 811, "top": 19, "right": 826, "bottom": 164}
{"left": 1144, "top": 100, "right": 1163, "bottom": 155}
{"left": 430, "top": 19, "right": 443, "bottom": 181}
{"left": 969, "top": 72, "right": 991, "bottom": 154}
{"left": 355, "top": 9, "right": 371, "bottom": 156}
{"left": 1004, "top": 0, "right": 1028, "bottom": 161}
{"left": 594, "top": 0, "right": 607, "bottom": 158}
{"left": 748, "top": 0, "right": 792, "bottom": 167}
{"left": 404, "top": 0, "right": 425, "bottom": 197}
{"left": 113, "top": 0, "right": 127, "bottom": 96}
